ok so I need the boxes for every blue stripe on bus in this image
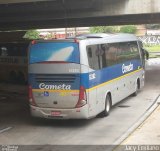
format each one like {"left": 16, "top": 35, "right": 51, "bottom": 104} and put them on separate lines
{"left": 81, "top": 59, "right": 142, "bottom": 89}
{"left": 29, "top": 59, "right": 142, "bottom": 90}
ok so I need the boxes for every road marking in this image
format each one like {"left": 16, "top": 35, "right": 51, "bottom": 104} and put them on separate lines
{"left": 0, "top": 127, "right": 12, "bottom": 134}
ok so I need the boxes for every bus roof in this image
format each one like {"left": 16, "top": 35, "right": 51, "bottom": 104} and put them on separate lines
{"left": 33, "top": 33, "right": 138, "bottom": 44}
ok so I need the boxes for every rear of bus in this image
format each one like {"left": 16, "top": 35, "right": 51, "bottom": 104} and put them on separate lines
{"left": 28, "top": 40, "right": 89, "bottom": 119}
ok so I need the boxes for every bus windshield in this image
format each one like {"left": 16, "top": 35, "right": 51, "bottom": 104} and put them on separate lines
{"left": 29, "top": 42, "right": 80, "bottom": 64}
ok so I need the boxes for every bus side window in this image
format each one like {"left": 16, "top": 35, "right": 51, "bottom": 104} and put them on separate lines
{"left": 1, "top": 46, "right": 8, "bottom": 56}
{"left": 88, "top": 47, "right": 92, "bottom": 58}
{"left": 100, "top": 44, "right": 107, "bottom": 68}
{"left": 87, "top": 45, "right": 100, "bottom": 70}
{"left": 117, "top": 42, "right": 130, "bottom": 63}
{"left": 105, "top": 43, "right": 118, "bottom": 66}
{"left": 129, "top": 42, "right": 140, "bottom": 60}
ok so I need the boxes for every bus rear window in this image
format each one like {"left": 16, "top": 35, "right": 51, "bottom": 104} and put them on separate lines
{"left": 29, "top": 42, "right": 80, "bottom": 64}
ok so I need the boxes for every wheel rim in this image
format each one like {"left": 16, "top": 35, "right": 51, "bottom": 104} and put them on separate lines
{"left": 106, "top": 97, "right": 110, "bottom": 112}
{"left": 136, "top": 83, "right": 138, "bottom": 93}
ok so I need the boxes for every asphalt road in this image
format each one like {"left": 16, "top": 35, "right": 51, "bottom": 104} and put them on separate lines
{"left": 0, "top": 58, "right": 160, "bottom": 146}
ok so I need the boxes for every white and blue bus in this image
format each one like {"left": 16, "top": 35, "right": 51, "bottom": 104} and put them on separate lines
{"left": 28, "top": 33, "right": 145, "bottom": 119}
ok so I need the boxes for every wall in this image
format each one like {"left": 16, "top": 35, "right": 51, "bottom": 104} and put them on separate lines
{"left": 138, "top": 36, "right": 160, "bottom": 45}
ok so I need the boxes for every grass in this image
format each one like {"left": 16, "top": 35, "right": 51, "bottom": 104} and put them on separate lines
{"left": 144, "top": 45, "right": 160, "bottom": 58}
{"left": 148, "top": 53, "right": 159, "bottom": 58}
{"left": 144, "top": 45, "right": 160, "bottom": 52}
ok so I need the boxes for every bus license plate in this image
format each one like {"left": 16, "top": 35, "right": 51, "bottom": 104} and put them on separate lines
{"left": 51, "top": 111, "right": 61, "bottom": 116}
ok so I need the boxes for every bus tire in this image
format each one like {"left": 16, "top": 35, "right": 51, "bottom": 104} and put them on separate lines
{"left": 132, "top": 79, "right": 140, "bottom": 97}
{"left": 99, "top": 94, "right": 111, "bottom": 117}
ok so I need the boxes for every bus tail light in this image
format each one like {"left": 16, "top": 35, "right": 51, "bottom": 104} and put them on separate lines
{"left": 31, "top": 40, "right": 36, "bottom": 45}
{"left": 74, "top": 38, "right": 80, "bottom": 43}
{"left": 29, "top": 85, "right": 37, "bottom": 106}
{"left": 76, "top": 86, "right": 87, "bottom": 108}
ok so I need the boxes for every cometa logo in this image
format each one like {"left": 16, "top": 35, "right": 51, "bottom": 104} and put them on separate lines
{"left": 39, "top": 83, "right": 71, "bottom": 90}
{"left": 122, "top": 63, "right": 133, "bottom": 74}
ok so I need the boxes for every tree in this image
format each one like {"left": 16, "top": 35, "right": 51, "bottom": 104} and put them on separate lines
{"left": 24, "top": 30, "right": 40, "bottom": 39}
{"left": 119, "top": 25, "right": 137, "bottom": 34}
{"left": 89, "top": 26, "right": 119, "bottom": 33}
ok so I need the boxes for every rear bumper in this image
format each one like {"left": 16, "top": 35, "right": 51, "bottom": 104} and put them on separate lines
{"left": 30, "top": 105, "right": 89, "bottom": 119}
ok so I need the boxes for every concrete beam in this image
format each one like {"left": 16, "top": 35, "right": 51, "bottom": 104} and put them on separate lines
{"left": 1, "top": 13, "right": 160, "bottom": 31}
{"left": 0, "top": 0, "right": 52, "bottom": 4}
{"left": 0, "top": 0, "right": 160, "bottom": 30}
{"left": 60, "top": 0, "right": 160, "bottom": 18}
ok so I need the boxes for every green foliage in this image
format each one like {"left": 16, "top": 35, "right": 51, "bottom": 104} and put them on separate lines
{"left": 45, "top": 33, "right": 53, "bottom": 39}
{"left": 24, "top": 30, "right": 40, "bottom": 40}
{"left": 90, "top": 25, "right": 137, "bottom": 34}
{"left": 89, "top": 26, "right": 119, "bottom": 33}
{"left": 120, "top": 25, "right": 137, "bottom": 34}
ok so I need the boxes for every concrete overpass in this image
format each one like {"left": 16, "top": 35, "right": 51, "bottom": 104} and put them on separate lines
{"left": 0, "top": 0, "right": 160, "bottom": 30}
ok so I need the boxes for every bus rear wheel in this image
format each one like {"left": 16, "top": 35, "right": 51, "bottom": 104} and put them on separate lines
{"left": 99, "top": 94, "right": 111, "bottom": 117}
{"left": 132, "top": 79, "right": 140, "bottom": 97}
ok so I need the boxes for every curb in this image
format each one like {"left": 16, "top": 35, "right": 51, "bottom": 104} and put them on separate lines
{"left": 113, "top": 94, "right": 160, "bottom": 146}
